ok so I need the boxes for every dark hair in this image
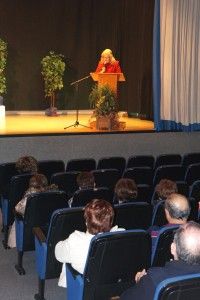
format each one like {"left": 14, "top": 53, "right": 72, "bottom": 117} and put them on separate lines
{"left": 174, "top": 221, "right": 200, "bottom": 265}
{"left": 76, "top": 172, "right": 95, "bottom": 189}
{"left": 29, "top": 174, "right": 48, "bottom": 189}
{"left": 155, "top": 179, "right": 178, "bottom": 199}
{"left": 114, "top": 178, "right": 138, "bottom": 203}
{"left": 165, "top": 193, "right": 190, "bottom": 220}
{"left": 16, "top": 156, "right": 38, "bottom": 174}
{"left": 84, "top": 199, "right": 114, "bottom": 235}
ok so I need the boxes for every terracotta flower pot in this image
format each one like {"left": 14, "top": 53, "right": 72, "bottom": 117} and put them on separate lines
{"left": 96, "top": 116, "right": 111, "bottom": 130}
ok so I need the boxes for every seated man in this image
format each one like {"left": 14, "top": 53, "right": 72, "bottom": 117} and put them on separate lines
{"left": 151, "top": 193, "right": 190, "bottom": 238}
{"left": 121, "top": 221, "right": 200, "bottom": 300}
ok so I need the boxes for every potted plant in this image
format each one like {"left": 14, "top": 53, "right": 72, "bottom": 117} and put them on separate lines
{"left": 41, "top": 51, "right": 65, "bottom": 116}
{"left": 89, "top": 84, "right": 119, "bottom": 130}
{"left": 0, "top": 38, "right": 8, "bottom": 107}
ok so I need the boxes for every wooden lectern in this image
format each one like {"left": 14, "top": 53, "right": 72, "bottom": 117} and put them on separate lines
{"left": 90, "top": 72, "right": 125, "bottom": 94}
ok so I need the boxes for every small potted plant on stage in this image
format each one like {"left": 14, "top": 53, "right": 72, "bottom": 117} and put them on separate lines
{"left": 0, "top": 38, "right": 7, "bottom": 113}
{"left": 41, "top": 51, "right": 65, "bottom": 116}
{"left": 89, "top": 84, "right": 119, "bottom": 130}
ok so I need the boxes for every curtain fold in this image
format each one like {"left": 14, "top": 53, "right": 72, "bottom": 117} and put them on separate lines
{"left": 153, "top": 0, "right": 200, "bottom": 131}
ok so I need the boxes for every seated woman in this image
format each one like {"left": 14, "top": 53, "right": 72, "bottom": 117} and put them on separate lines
{"left": 15, "top": 155, "right": 38, "bottom": 174}
{"left": 68, "top": 171, "right": 96, "bottom": 207}
{"left": 8, "top": 173, "right": 58, "bottom": 248}
{"left": 113, "top": 178, "right": 138, "bottom": 204}
{"left": 55, "top": 198, "right": 124, "bottom": 288}
{"left": 0, "top": 156, "right": 38, "bottom": 234}
{"left": 152, "top": 179, "right": 178, "bottom": 207}
{"left": 95, "top": 49, "right": 122, "bottom": 73}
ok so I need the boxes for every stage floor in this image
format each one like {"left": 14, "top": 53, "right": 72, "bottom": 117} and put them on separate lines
{"left": 0, "top": 111, "right": 154, "bottom": 135}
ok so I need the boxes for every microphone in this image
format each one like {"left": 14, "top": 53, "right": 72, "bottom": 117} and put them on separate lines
{"left": 100, "top": 66, "right": 106, "bottom": 73}
{"left": 100, "top": 63, "right": 106, "bottom": 73}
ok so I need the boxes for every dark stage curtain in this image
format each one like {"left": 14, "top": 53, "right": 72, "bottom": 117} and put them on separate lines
{"left": 0, "top": 0, "right": 154, "bottom": 119}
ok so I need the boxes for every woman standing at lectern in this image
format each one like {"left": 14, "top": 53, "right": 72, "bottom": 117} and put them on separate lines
{"left": 95, "top": 49, "right": 122, "bottom": 73}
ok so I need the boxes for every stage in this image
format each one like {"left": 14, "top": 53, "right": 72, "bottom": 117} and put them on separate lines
{"left": 0, "top": 111, "right": 154, "bottom": 136}
{"left": 0, "top": 110, "right": 200, "bottom": 168}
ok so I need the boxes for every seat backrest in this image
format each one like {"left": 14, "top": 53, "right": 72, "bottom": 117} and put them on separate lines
{"left": 8, "top": 173, "right": 32, "bottom": 224}
{"left": 176, "top": 181, "right": 189, "bottom": 197}
{"left": 182, "top": 152, "right": 200, "bottom": 168}
{"left": 188, "top": 198, "right": 199, "bottom": 222}
{"left": 127, "top": 155, "right": 155, "bottom": 169}
{"left": 151, "top": 200, "right": 166, "bottom": 226}
{"left": 71, "top": 187, "right": 112, "bottom": 207}
{"left": 123, "top": 167, "right": 153, "bottom": 185}
{"left": 114, "top": 202, "right": 152, "bottom": 230}
{"left": 97, "top": 157, "right": 126, "bottom": 175}
{"left": 154, "top": 154, "right": 182, "bottom": 170}
{"left": 92, "top": 169, "right": 121, "bottom": 191}
{"left": 151, "top": 225, "right": 179, "bottom": 267}
{"left": 66, "top": 158, "right": 96, "bottom": 172}
{"left": 0, "top": 162, "right": 18, "bottom": 198}
{"left": 189, "top": 180, "right": 200, "bottom": 202}
{"left": 38, "top": 160, "right": 65, "bottom": 182}
{"left": 45, "top": 207, "right": 86, "bottom": 278}
{"left": 83, "top": 230, "right": 151, "bottom": 300}
{"left": 153, "top": 273, "right": 200, "bottom": 300}
{"left": 153, "top": 165, "right": 186, "bottom": 186}
{"left": 136, "top": 184, "right": 153, "bottom": 203}
{"left": 22, "top": 191, "right": 67, "bottom": 251}
{"left": 50, "top": 171, "right": 79, "bottom": 198}
{"left": 184, "top": 163, "right": 200, "bottom": 186}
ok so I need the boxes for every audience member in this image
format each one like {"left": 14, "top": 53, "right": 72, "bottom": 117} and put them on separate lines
{"left": 151, "top": 193, "right": 190, "bottom": 239}
{"left": 113, "top": 178, "right": 138, "bottom": 204}
{"left": 68, "top": 171, "right": 95, "bottom": 207}
{"left": 76, "top": 171, "right": 95, "bottom": 189}
{"left": 152, "top": 179, "right": 178, "bottom": 206}
{"left": 55, "top": 198, "right": 124, "bottom": 288}
{"left": 164, "top": 193, "right": 190, "bottom": 226}
{"left": 121, "top": 221, "right": 200, "bottom": 300}
{"left": 8, "top": 174, "right": 58, "bottom": 248}
{"left": 15, "top": 155, "right": 38, "bottom": 174}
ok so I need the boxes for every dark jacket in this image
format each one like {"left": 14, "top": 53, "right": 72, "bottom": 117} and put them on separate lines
{"left": 120, "top": 260, "right": 200, "bottom": 300}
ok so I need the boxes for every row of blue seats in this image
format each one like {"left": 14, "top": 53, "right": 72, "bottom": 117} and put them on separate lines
{"left": 10, "top": 195, "right": 200, "bottom": 274}
{"left": 1, "top": 166, "right": 200, "bottom": 249}
{"left": 1, "top": 152, "right": 200, "bottom": 181}
{"left": 12, "top": 199, "right": 200, "bottom": 299}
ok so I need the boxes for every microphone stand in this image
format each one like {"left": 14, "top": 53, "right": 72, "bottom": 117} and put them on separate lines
{"left": 64, "top": 75, "right": 92, "bottom": 129}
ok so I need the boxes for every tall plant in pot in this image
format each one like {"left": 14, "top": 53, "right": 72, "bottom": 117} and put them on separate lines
{"left": 41, "top": 51, "right": 65, "bottom": 116}
{"left": 0, "top": 38, "right": 8, "bottom": 105}
{"left": 89, "top": 84, "right": 119, "bottom": 130}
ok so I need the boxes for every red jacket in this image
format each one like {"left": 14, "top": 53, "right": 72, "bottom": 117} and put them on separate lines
{"left": 95, "top": 60, "right": 122, "bottom": 73}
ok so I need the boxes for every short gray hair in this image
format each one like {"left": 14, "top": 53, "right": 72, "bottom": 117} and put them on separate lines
{"left": 165, "top": 194, "right": 190, "bottom": 220}
{"left": 173, "top": 221, "right": 200, "bottom": 265}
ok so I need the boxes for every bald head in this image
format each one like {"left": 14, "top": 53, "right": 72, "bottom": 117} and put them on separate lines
{"left": 165, "top": 193, "right": 190, "bottom": 223}
{"left": 173, "top": 221, "right": 200, "bottom": 265}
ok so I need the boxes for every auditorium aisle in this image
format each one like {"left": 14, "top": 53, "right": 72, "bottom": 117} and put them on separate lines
{"left": 0, "top": 230, "right": 66, "bottom": 300}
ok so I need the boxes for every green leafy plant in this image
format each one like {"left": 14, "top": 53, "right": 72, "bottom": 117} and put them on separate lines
{"left": 89, "top": 84, "right": 117, "bottom": 116}
{"left": 0, "top": 38, "right": 8, "bottom": 96}
{"left": 41, "top": 51, "right": 65, "bottom": 109}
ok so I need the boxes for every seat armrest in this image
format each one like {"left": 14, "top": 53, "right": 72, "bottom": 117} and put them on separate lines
{"left": 33, "top": 227, "right": 46, "bottom": 243}
{"left": 67, "top": 263, "right": 81, "bottom": 279}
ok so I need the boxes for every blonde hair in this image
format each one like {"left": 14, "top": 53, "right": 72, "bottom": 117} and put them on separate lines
{"left": 100, "top": 49, "right": 116, "bottom": 63}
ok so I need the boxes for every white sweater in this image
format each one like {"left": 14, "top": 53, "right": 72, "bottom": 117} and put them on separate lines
{"left": 55, "top": 225, "right": 125, "bottom": 287}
